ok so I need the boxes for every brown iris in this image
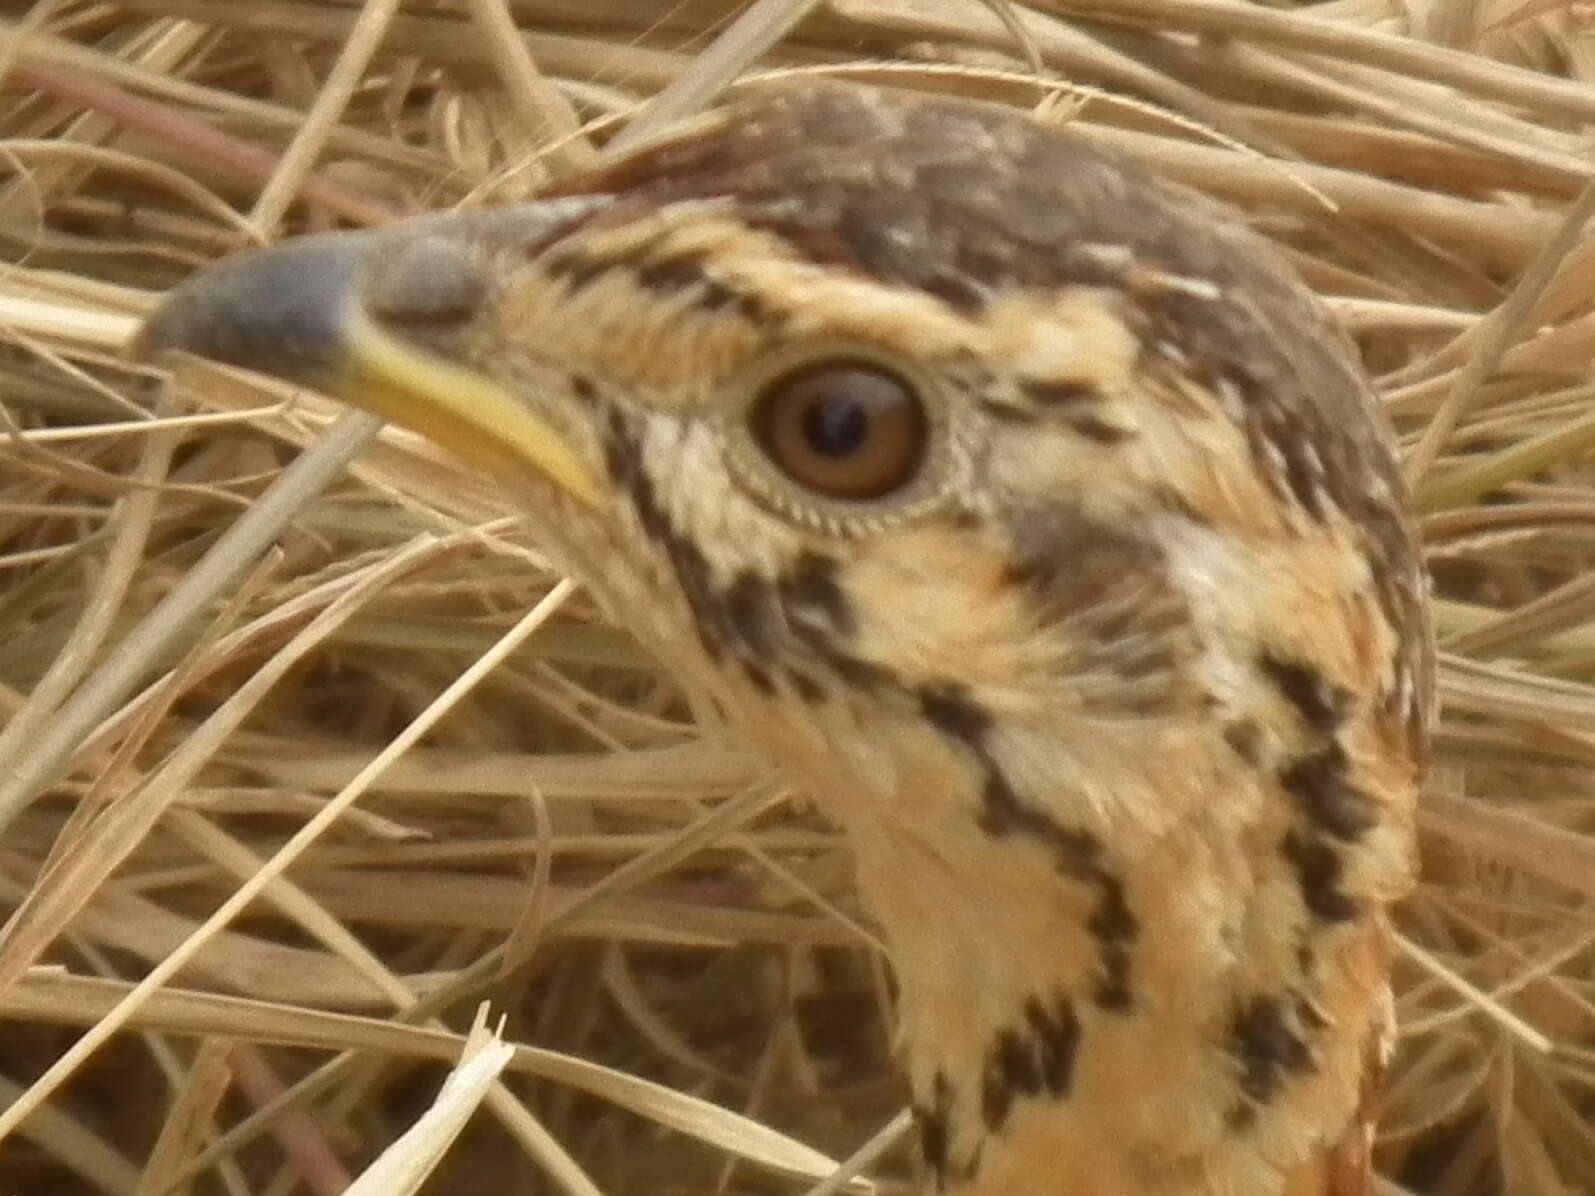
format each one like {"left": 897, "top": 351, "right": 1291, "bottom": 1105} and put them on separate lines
{"left": 750, "top": 362, "right": 928, "bottom": 500}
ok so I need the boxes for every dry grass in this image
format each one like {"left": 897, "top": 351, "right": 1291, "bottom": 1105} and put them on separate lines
{"left": 1, "top": 1, "right": 1594, "bottom": 1192}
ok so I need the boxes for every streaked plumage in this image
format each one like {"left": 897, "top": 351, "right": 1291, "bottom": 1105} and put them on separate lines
{"left": 141, "top": 83, "right": 1433, "bottom": 1196}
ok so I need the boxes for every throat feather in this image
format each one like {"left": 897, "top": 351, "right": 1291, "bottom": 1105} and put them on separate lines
{"left": 803, "top": 696, "right": 1372, "bottom": 1196}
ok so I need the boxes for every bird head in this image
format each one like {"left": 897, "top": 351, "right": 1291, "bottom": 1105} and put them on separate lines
{"left": 141, "top": 83, "right": 1432, "bottom": 1195}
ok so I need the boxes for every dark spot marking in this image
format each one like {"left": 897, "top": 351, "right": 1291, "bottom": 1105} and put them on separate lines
{"left": 1223, "top": 720, "right": 1262, "bottom": 764}
{"left": 700, "top": 280, "right": 743, "bottom": 313}
{"left": 787, "top": 669, "right": 825, "bottom": 703}
{"left": 571, "top": 375, "right": 598, "bottom": 403}
{"left": 1020, "top": 379, "right": 1098, "bottom": 407}
{"left": 915, "top": 1071, "right": 954, "bottom": 1186}
{"left": 1066, "top": 414, "right": 1133, "bottom": 444}
{"left": 825, "top": 648, "right": 894, "bottom": 690}
{"left": 635, "top": 256, "right": 707, "bottom": 295}
{"left": 788, "top": 619, "right": 894, "bottom": 690}
{"left": 978, "top": 398, "right": 1039, "bottom": 424}
{"left": 606, "top": 439, "right": 735, "bottom": 658}
{"left": 1281, "top": 746, "right": 1378, "bottom": 841}
{"left": 669, "top": 537, "right": 725, "bottom": 662}
{"left": 624, "top": 445, "right": 667, "bottom": 541}
{"left": 920, "top": 272, "right": 989, "bottom": 313}
{"left": 1050, "top": 827, "right": 1104, "bottom": 879}
{"left": 916, "top": 1108, "right": 948, "bottom": 1183}
{"left": 1281, "top": 831, "right": 1359, "bottom": 923}
{"left": 778, "top": 552, "right": 854, "bottom": 635}
{"left": 723, "top": 570, "right": 775, "bottom": 659}
{"left": 1230, "top": 995, "right": 1314, "bottom": 1107}
{"left": 1087, "top": 876, "right": 1136, "bottom": 942}
{"left": 1024, "top": 994, "right": 1081, "bottom": 1096}
{"left": 602, "top": 409, "right": 637, "bottom": 485}
{"left": 1152, "top": 484, "right": 1211, "bottom": 526}
{"left": 631, "top": 256, "right": 756, "bottom": 316}
{"left": 1088, "top": 875, "right": 1138, "bottom": 1011}
{"left": 663, "top": 532, "right": 711, "bottom": 611}
{"left": 609, "top": 430, "right": 735, "bottom": 665}
{"left": 542, "top": 250, "right": 608, "bottom": 294}
{"left": 981, "top": 1049, "right": 1016, "bottom": 1131}
{"left": 777, "top": 554, "right": 893, "bottom": 689}
{"left": 1279, "top": 434, "right": 1327, "bottom": 519}
{"left": 1227, "top": 1101, "right": 1258, "bottom": 1131}
{"left": 1000, "top": 556, "right": 1053, "bottom": 591}
{"left": 973, "top": 780, "right": 1100, "bottom": 884}
{"left": 918, "top": 682, "right": 993, "bottom": 747}
{"left": 981, "top": 994, "right": 1080, "bottom": 1132}
{"left": 1260, "top": 654, "right": 1349, "bottom": 731}
{"left": 974, "top": 774, "right": 1020, "bottom": 830}
{"left": 741, "top": 661, "right": 774, "bottom": 694}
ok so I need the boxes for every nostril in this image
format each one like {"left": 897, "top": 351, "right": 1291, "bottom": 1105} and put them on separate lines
{"left": 365, "top": 235, "right": 488, "bottom": 327}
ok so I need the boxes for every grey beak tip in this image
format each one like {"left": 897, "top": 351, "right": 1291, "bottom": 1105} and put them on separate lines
{"left": 134, "top": 231, "right": 380, "bottom": 382}
{"left": 134, "top": 197, "right": 614, "bottom": 380}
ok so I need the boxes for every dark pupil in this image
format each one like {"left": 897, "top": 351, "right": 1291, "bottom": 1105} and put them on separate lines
{"left": 802, "top": 394, "right": 869, "bottom": 457}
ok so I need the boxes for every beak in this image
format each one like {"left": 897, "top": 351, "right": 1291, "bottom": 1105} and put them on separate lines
{"left": 136, "top": 202, "right": 613, "bottom": 507}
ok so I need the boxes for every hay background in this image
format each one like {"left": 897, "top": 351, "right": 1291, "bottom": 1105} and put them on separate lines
{"left": 2, "top": 1, "right": 1594, "bottom": 1193}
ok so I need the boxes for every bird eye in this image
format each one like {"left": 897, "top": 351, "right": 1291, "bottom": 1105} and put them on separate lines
{"left": 750, "top": 362, "right": 928, "bottom": 500}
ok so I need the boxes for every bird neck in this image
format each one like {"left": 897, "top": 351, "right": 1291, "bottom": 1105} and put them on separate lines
{"left": 796, "top": 710, "right": 1383, "bottom": 1196}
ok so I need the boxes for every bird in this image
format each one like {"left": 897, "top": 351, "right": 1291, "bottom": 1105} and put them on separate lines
{"left": 139, "top": 82, "right": 1433, "bottom": 1196}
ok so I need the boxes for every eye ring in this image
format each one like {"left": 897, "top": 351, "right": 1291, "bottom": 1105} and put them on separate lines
{"left": 749, "top": 360, "right": 928, "bottom": 500}
{"left": 720, "top": 341, "right": 959, "bottom": 534}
